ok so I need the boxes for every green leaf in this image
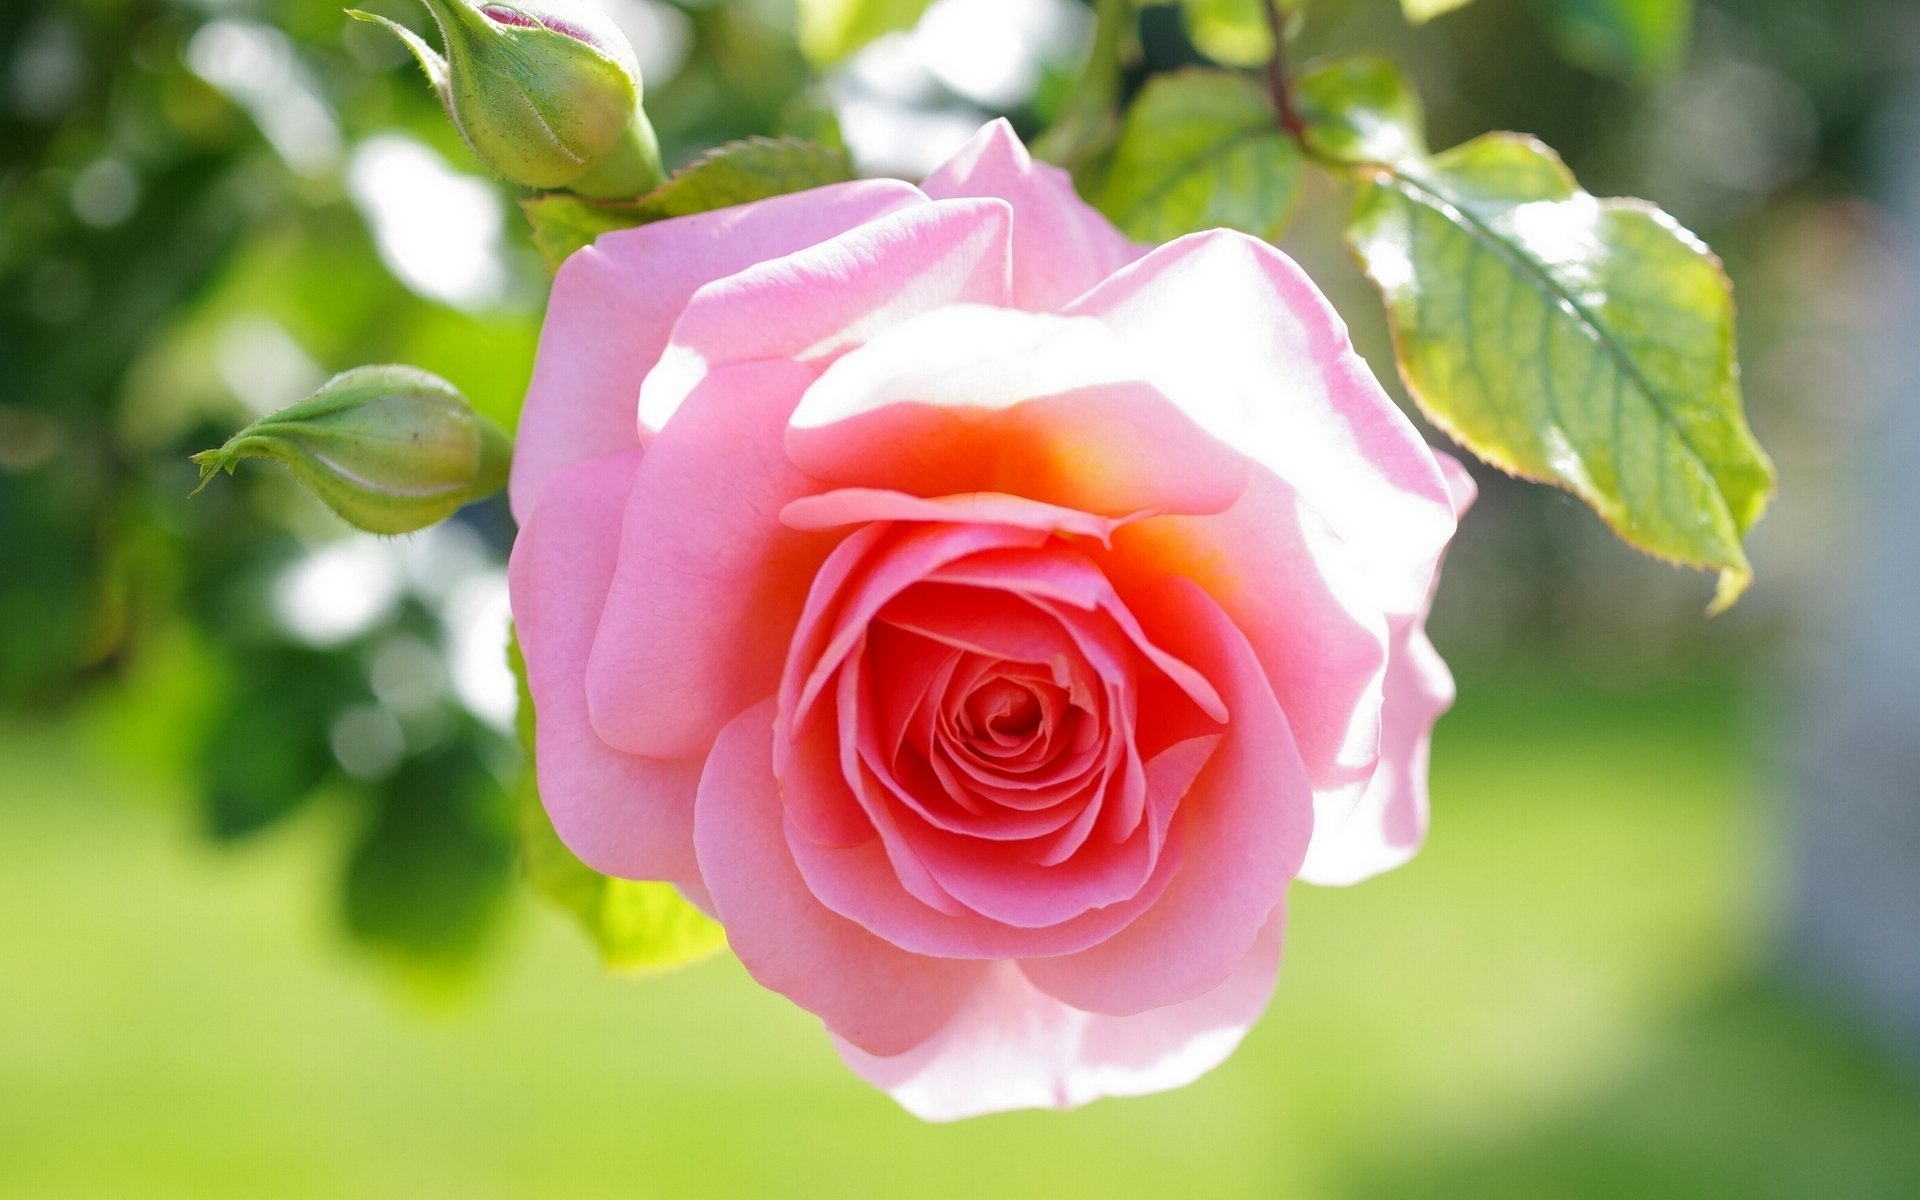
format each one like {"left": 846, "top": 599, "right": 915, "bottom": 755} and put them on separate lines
{"left": 520, "top": 193, "right": 642, "bottom": 273}
{"left": 1179, "top": 0, "right": 1283, "bottom": 68}
{"left": 1294, "top": 53, "right": 1428, "bottom": 168}
{"left": 1343, "top": 130, "right": 1774, "bottom": 609}
{"left": 1031, "top": 0, "right": 1131, "bottom": 172}
{"left": 1539, "top": 0, "right": 1693, "bottom": 81}
{"left": 1401, "top": 0, "right": 1474, "bottom": 22}
{"left": 796, "top": 0, "right": 933, "bottom": 66}
{"left": 1090, "top": 70, "right": 1303, "bottom": 244}
{"left": 510, "top": 637, "right": 726, "bottom": 974}
{"left": 521, "top": 136, "right": 856, "bottom": 271}
{"left": 343, "top": 739, "right": 515, "bottom": 973}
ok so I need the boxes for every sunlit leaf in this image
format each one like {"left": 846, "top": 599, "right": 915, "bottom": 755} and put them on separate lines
{"left": 510, "top": 637, "right": 726, "bottom": 974}
{"left": 1178, "top": 0, "right": 1281, "bottom": 67}
{"left": 1541, "top": 0, "right": 1693, "bottom": 81}
{"left": 1402, "top": 0, "right": 1474, "bottom": 23}
{"left": 1091, "top": 70, "right": 1302, "bottom": 243}
{"left": 521, "top": 137, "right": 856, "bottom": 271}
{"left": 1294, "top": 52, "right": 1428, "bottom": 168}
{"left": 1331, "top": 109, "right": 1774, "bottom": 608}
{"left": 796, "top": 0, "right": 933, "bottom": 66}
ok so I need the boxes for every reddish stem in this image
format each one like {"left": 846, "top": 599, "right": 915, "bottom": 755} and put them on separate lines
{"left": 1263, "top": 0, "right": 1308, "bottom": 140}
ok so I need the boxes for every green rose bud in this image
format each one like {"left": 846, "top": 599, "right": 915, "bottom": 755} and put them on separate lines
{"left": 192, "top": 365, "right": 511, "bottom": 535}
{"left": 348, "top": 0, "right": 665, "bottom": 198}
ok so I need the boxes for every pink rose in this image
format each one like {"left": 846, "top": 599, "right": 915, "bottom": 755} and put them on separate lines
{"left": 508, "top": 121, "right": 1471, "bottom": 1120}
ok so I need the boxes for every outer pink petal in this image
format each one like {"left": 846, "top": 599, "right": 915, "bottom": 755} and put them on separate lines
{"left": 695, "top": 700, "right": 985, "bottom": 1056}
{"left": 835, "top": 909, "right": 1285, "bottom": 1121}
{"left": 1068, "top": 231, "right": 1456, "bottom": 618}
{"left": 506, "top": 449, "right": 704, "bottom": 886}
{"left": 585, "top": 359, "right": 830, "bottom": 760}
{"left": 1019, "top": 578, "right": 1312, "bottom": 1015}
{"left": 1297, "top": 625, "right": 1450, "bottom": 886}
{"left": 508, "top": 179, "right": 924, "bottom": 520}
{"left": 921, "top": 117, "right": 1145, "bottom": 312}
{"left": 1299, "top": 453, "right": 1477, "bottom": 885}
{"left": 638, "top": 199, "right": 1016, "bottom": 432}
{"left": 786, "top": 305, "right": 1248, "bottom": 517}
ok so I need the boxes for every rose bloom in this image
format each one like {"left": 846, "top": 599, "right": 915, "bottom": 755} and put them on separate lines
{"left": 508, "top": 122, "right": 1472, "bottom": 1120}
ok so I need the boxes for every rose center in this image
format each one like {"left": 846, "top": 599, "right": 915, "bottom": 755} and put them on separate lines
{"left": 964, "top": 678, "right": 1043, "bottom": 742}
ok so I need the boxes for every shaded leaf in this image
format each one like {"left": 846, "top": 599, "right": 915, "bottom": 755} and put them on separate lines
{"left": 521, "top": 137, "right": 856, "bottom": 270}
{"left": 199, "top": 646, "right": 364, "bottom": 839}
{"left": 510, "top": 637, "right": 726, "bottom": 974}
{"left": 796, "top": 0, "right": 933, "bottom": 66}
{"left": 1091, "top": 70, "right": 1302, "bottom": 243}
{"left": 1539, "top": 0, "right": 1693, "bottom": 82}
{"left": 343, "top": 738, "right": 515, "bottom": 971}
{"left": 1343, "top": 130, "right": 1773, "bottom": 608}
{"left": 1031, "top": 0, "right": 1132, "bottom": 171}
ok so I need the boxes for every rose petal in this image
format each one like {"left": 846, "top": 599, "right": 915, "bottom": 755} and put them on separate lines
{"left": 695, "top": 699, "right": 984, "bottom": 1056}
{"left": 1019, "top": 578, "right": 1313, "bottom": 1016}
{"left": 787, "top": 305, "right": 1248, "bottom": 517}
{"left": 584, "top": 359, "right": 831, "bottom": 760}
{"left": 639, "top": 200, "right": 1016, "bottom": 432}
{"left": 781, "top": 488, "right": 1129, "bottom": 544}
{"left": 883, "top": 747, "right": 1177, "bottom": 929}
{"left": 1068, "top": 230, "right": 1457, "bottom": 617}
{"left": 1296, "top": 624, "right": 1450, "bottom": 886}
{"left": 784, "top": 521, "right": 1054, "bottom": 732}
{"left": 1102, "top": 471, "right": 1389, "bottom": 817}
{"left": 506, "top": 449, "right": 705, "bottom": 886}
{"left": 1298, "top": 452, "right": 1476, "bottom": 885}
{"left": 931, "top": 547, "right": 1227, "bottom": 724}
{"left": 835, "top": 908, "right": 1285, "bottom": 1121}
{"left": 783, "top": 754, "right": 1185, "bottom": 959}
{"left": 509, "top": 179, "right": 923, "bottom": 520}
{"left": 922, "top": 117, "right": 1145, "bottom": 311}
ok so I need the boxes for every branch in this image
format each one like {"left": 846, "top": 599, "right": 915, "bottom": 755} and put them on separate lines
{"left": 1263, "top": 0, "right": 1308, "bottom": 140}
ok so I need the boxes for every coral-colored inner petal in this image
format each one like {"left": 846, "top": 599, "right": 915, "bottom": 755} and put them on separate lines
{"left": 776, "top": 507, "right": 1229, "bottom": 936}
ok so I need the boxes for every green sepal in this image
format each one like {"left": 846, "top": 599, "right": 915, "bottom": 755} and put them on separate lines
{"left": 346, "top": 9, "right": 450, "bottom": 100}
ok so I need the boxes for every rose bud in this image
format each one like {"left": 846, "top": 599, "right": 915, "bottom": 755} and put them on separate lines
{"left": 348, "top": 0, "right": 665, "bottom": 197}
{"left": 192, "top": 364, "right": 511, "bottom": 535}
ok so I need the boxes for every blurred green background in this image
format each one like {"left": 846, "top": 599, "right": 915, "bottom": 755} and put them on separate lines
{"left": 3, "top": 0, "right": 1916, "bottom": 1195}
